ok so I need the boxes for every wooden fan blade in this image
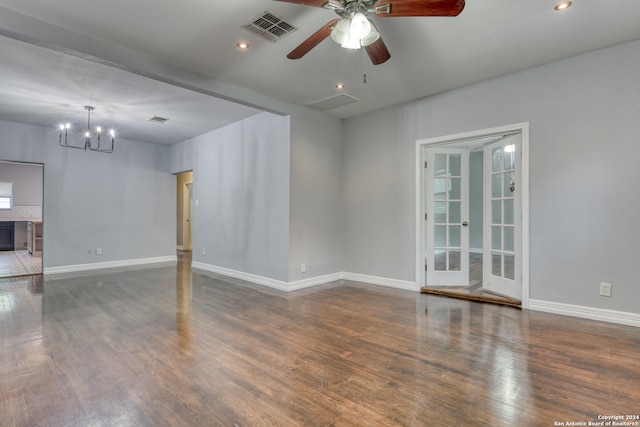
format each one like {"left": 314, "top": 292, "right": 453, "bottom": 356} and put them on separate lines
{"left": 365, "top": 36, "right": 391, "bottom": 65}
{"left": 287, "top": 19, "right": 339, "bottom": 60}
{"left": 274, "top": 0, "right": 331, "bottom": 8}
{"left": 374, "top": 0, "right": 465, "bottom": 17}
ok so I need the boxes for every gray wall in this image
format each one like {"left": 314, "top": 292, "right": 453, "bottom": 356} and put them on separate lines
{"left": 170, "top": 112, "right": 291, "bottom": 282}
{"left": 0, "top": 120, "right": 176, "bottom": 269}
{"left": 343, "top": 106, "right": 416, "bottom": 281}
{"left": 288, "top": 108, "right": 344, "bottom": 282}
{"left": 343, "top": 39, "right": 640, "bottom": 314}
{"left": 170, "top": 110, "right": 344, "bottom": 284}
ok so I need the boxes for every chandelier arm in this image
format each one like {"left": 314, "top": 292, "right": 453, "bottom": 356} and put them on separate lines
{"left": 88, "top": 135, "right": 115, "bottom": 153}
{"left": 59, "top": 129, "right": 86, "bottom": 149}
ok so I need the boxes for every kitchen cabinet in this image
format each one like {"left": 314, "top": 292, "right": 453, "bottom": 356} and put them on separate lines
{"left": 27, "top": 221, "right": 42, "bottom": 256}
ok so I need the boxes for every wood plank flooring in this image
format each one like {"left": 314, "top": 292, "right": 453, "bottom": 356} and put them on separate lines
{"left": 1, "top": 255, "right": 639, "bottom": 426}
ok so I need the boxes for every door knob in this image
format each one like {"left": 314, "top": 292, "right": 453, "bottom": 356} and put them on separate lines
{"left": 462, "top": 221, "right": 469, "bottom": 226}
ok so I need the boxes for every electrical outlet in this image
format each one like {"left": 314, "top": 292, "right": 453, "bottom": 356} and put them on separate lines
{"left": 301, "top": 263, "right": 306, "bottom": 273}
{"left": 202, "top": 247, "right": 206, "bottom": 256}
{"left": 600, "top": 282, "right": 612, "bottom": 297}
{"left": 96, "top": 247, "right": 102, "bottom": 255}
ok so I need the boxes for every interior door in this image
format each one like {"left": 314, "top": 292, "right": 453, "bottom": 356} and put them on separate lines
{"left": 425, "top": 148, "right": 470, "bottom": 286}
{"left": 483, "top": 135, "right": 522, "bottom": 299}
{"left": 184, "top": 182, "right": 193, "bottom": 251}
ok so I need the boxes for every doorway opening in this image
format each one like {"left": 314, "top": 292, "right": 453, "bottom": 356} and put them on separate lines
{"left": 415, "top": 123, "right": 529, "bottom": 308}
{"left": 0, "top": 160, "right": 44, "bottom": 278}
{"left": 176, "top": 171, "right": 193, "bottom": 252}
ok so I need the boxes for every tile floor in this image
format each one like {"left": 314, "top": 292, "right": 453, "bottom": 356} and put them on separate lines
{"left": 0, "top": 250, "right": 42, "bottom": 277}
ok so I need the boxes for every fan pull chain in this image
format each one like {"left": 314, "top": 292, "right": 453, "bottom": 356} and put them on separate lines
{"left": 363, "top": 47, "right": 367, "bottom": 84}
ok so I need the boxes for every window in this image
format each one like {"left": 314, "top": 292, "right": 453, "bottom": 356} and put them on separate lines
{"left": 0, "top": 182, "right": 12, "bottom": 210}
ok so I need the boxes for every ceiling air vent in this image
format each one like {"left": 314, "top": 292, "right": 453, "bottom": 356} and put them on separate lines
{"left": 308, "top": 93, "right": 360, "bottom": 111}
{"left": 243, "top": 11, "right": 298, "bottom": 43}
{"left": 148, "top": 116, "right": 169, "bottom": 124}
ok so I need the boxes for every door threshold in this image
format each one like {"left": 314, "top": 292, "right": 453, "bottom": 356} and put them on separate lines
{"left": 421, "top": 286, "right": 521, "bottom": 308}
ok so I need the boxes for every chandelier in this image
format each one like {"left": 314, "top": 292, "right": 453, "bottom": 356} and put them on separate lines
{"left": 59, "top": 106, "right": 115, "bottom": 153}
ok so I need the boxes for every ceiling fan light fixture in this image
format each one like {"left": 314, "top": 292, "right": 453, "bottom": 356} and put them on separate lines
{"left": 281, "top": 0, "right": 465, "bottom": 64}
{"left": 330, "top": 18, "right": 351, "bottom": 45}
{"left": 360, "top": 20, "right": 380, "bottom": 46}
{"left": 331, "top": 12, "right": 376, "bottom": 50}
{"left": 341, "top": 35, "right": 361, "bottom": 49}
{"left": 341, "top": 12, "right": 372, "bottom": 49}
{"left": 350, "top": 12, "right": 371, "bottom": 40}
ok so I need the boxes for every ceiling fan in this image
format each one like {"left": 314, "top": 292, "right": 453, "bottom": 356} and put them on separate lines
{"left": 275, "top": 0, "right": 465, "bottom": 65}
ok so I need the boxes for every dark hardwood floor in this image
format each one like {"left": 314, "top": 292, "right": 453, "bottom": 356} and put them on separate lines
{"left": 422, "top": 253, "right": 523, "bottom": 306}
{"left": 1, "top": 254, "right": 639, "bottom": 426}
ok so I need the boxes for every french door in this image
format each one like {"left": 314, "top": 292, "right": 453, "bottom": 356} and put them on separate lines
{"left": 483, "top": 135, "right": 522, "bottom": 300}
{"left": 425, "top": 147, "right": 470, "bottom": 286}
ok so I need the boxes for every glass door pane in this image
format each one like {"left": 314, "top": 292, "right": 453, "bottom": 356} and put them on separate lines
{"left": 483, "top": 134, "right": 521, "bottom": 300}
{"left": 425, "top": 147, "right": 469, "bottom": 287}
{"left": 489, "top": 145, "right": 516, "bottom": 279}
{"left": 433, "top": 153, "right": 462, "bottom": 272}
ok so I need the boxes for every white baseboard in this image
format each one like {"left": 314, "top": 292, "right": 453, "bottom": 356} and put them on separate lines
{"left": 192, "top": 261, "right": 290, "bottom": 290}
{"left": 192, "top": 262, "right": 416, "bottom": 293}
{"left": 288, "top": 272, "right": 343, "bottom": 291}
{"left": 341, "top": 272, "right": 416, "bottom": 291}
{"left": 192, "top": 261, "right": 344, "bottom": 292}
{"left": 43, "top": 255, "right": 177, "bottom": 275}
{"left": 528, "top": 299, "right": 640, "bottom": 328}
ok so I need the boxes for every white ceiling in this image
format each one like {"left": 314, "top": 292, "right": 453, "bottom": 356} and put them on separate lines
{"left": 0, "top": 0, "right": 639, "bottom": 145}
{"left": 0, "top": 36, "right": 264, "bottom": 145}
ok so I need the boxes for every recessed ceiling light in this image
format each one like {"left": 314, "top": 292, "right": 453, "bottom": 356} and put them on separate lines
{"left": 336, "top": 83, "right": 345, "bottom": 89}
{"left": 237, "top": 42, "right": 250, "bottom": 49}
{"left": 554, "top": 1, "right": 572, "bottom": 11}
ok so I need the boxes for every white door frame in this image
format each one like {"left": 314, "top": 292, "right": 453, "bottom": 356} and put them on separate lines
{"left": 415, "top": 123, "right": 530, "bottom": 308}
{"left": 183, "top": 181, "right": 193, "bottom": 251}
